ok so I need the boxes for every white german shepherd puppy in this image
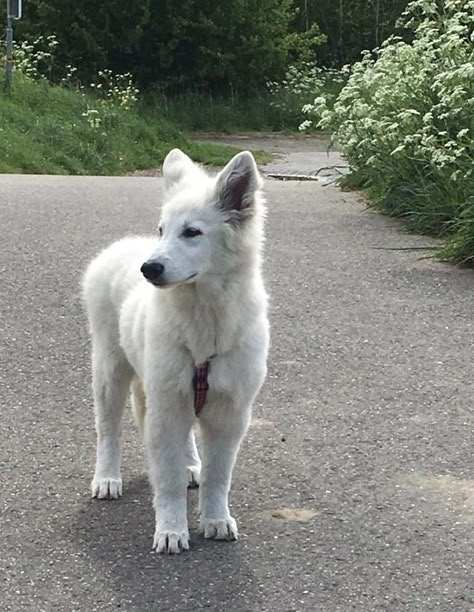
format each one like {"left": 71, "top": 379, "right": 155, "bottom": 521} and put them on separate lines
{"left": 83, "top": 149, "right": 269, "bottom": 554}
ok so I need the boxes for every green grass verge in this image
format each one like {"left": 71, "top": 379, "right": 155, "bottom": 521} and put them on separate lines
{"left": 0, "top": 76, "right": 245, "bottom": 175}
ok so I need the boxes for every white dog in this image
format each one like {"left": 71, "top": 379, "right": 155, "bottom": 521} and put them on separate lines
{"left": 83, "top": 149, "right": 269, "bottom": 553}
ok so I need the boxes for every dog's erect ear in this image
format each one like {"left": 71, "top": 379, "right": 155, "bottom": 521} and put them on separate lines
{"left": 215, "top": 151, "right": 260, "bottom": 218}
{"left": 163, "top": 149, "right": 195, "bottom": 190}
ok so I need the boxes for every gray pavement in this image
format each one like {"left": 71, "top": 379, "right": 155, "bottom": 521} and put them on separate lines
{"left": 1, "top": 172, "right": 473, "bottom": 612}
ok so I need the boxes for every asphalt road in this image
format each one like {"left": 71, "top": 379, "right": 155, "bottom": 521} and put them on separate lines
{"left": 1, "top": 173, "right": 473, "bottom": 612}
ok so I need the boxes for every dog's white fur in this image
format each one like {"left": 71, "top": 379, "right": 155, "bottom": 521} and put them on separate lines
{"left": 83, "top": 149, "right": 269, "bottom": 553}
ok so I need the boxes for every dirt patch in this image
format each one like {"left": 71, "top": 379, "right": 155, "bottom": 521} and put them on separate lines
{"left": 263, "top": 507, "right": 319, "bottom": 522}
{"left": 250, "top": 416, "right": 274, "bottom": 428}
{"left": 400, "top": 472, "right": 474, "bottom": 521}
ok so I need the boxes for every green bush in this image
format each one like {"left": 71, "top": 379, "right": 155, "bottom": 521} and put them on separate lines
{"left": 303, "top": 0, "right": 474, "bottom": 263}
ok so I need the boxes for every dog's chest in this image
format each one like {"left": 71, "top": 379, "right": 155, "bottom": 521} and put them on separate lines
{"left": 182, "top": 306, "right": 240, "bottom": 364}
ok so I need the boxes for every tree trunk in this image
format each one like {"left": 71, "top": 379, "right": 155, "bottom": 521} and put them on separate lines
{"left": 374, "top": 0, "right": 381, "bottom": 47}
{"left": 338, "top": 0, "right": 344, "bottom": 64}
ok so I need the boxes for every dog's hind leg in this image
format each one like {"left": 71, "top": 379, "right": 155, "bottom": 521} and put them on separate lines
{"left": 185, "top": 430, "right": 201, "bottom": 488}
{"left": 90, "top": 342, "right": 133, "bottom": 499}
{"left": 130, "top": 376, "right": 146, "bottom": 436}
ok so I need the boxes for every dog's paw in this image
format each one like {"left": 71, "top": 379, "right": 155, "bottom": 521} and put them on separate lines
{"left": 153, "top": 529, "right": 189, "bottom": 554}
{"left": 199, "top": 516, "right": 238, "bottom": 541}
{"left": 91, "top": 477, "right": 122, "bottom": 499}
{"left": 187, "top": 465, "right": 201, "bottom": 488}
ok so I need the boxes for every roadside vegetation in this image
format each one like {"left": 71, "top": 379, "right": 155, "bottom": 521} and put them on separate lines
{"left": 2, "top": 0, "right": 409, "bottom": 133}
{"left": 143, "top": 64, "right": 346, "bottom": 133}
{"left": 301, "top": 0, "right": 474, "bottom": 263}
{"left": 2, "top": 0, "right": 474, "bottom": 261}
{"left": 0, "top": 79, "right": 245, "bottom": 175}
{"left": 0, "top": 38, "right": 242, "bottom": 174}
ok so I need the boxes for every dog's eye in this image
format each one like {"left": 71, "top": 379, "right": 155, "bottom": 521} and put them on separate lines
{"left": 182, "top": 227, "right": 202, "bottom": 238}
{"left": 158, "top": 226, "right": 163, "bottom": 237}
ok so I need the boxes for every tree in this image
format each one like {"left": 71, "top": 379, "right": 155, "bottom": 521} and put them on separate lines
{"left": 293, "top": 0, "right": 410, "bottom": 65}
{"left": 13, "top": 0, "right": 294, "bottom": 93}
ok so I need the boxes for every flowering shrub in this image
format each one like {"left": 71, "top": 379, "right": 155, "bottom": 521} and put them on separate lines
{"left": 93, "top": 70, "right": 139, "bottom": 111}
{"left": 301, "top": 0, "right": 474, "bottom": 262}
{"left": 82, "top": 70, "right": 140, "bottom": 133}
{"left": 81, "top": 108, "right": 102, "bottom": 130}
{"left": 15, "top": 35, "right": 59, "bottom": 80}
{"left": 13, "top": 36, "right": 140, "bottom": 135}
{"left": 267, "top": 63, "right": 346, "bottom": 129}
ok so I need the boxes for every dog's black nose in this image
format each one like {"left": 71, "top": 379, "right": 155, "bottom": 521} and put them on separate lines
{"left": 141, "top": 261, "right": 164, "bottom": 282}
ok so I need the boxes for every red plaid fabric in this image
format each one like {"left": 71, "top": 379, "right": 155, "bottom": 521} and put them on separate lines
{"left": 193, "top": 361, "right": 210, "bottom": 416}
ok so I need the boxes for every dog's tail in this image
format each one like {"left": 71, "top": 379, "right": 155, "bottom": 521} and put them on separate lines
{"left": 130, "top": 377, "right": 146, "bottom": 436}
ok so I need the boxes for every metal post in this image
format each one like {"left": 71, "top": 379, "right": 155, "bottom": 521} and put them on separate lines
{"left": 5, "top": 12, "right": 14, "bottom": 92}
{"left": 4, "top": 0, "right": 22, "bottom": 92}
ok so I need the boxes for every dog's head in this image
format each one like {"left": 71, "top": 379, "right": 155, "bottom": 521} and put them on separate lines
{"left": 141, "top": 148, "right": 265, "bottom": 288}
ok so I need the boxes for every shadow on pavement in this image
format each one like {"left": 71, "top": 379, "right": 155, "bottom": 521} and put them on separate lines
{"left": 68, "top": 475, "right": 262, "bottom": 610}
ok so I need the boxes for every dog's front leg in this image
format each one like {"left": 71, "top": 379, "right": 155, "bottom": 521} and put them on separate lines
{"left": 144, "top": 391, "right": 193, "bottom": 554}
{"left": 198, "top": 405, "right": 251, "bottom": 541}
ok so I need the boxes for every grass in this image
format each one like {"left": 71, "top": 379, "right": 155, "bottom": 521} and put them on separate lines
{"left": 339, "top": 168, "right": 474, "bottom": 266}
{"left": 0, "top": 76, "right": 246, "bottom": 175}
{"left": 143, "top": 89, "right": 309, "bottom": 133}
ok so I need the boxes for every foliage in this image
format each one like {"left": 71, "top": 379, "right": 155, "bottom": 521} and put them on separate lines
{"left": 92, "top": 70, "right": 140, "bottom": 110}
{"left": 10, "top": 0, "right": 295, "bottom": 93}
{"left": 0, "top": 40, "right": 243, "bottom": 174}
{"left": 0, "top": 75, "right": 242, "bottom": 174}
{"left": 267, "top": 63, "right": 347, "bottom": 131}
{"left": 0, "top": 0, "right": 419, "bottom": 128}
{"left": 285, "top": 23, "right": 326, "bottom": 66}
{"left": 143, "top": 89, "right": 292, "bottom": 133}
{"left": 304, "top": 0, "right": 474, "bottom": 262}
{"left": 146, "top": 69, "right": 345, "bottom": 133}
{"left": 2, "top": 0, "right": 414, "bottom": 95}
{"left": 293, "top": 0, "right": 410, "bottom": 65}
{"left": 14, "top": 34, "right": 59, "bottom": 79}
